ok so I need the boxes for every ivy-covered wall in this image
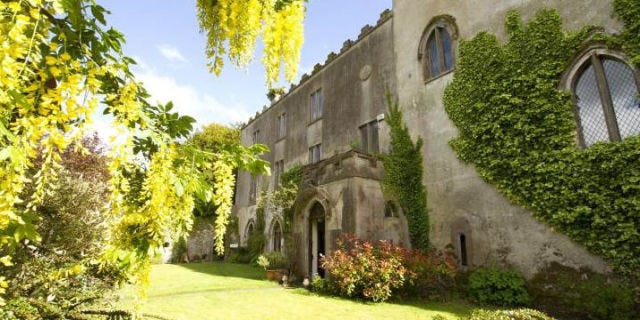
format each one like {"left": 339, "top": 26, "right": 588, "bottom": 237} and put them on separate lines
{"left": 382, "top": 94, "right": 430, "bottom": 251}
{"left": 443, "top": 7, "right": 639, "bottom": 275}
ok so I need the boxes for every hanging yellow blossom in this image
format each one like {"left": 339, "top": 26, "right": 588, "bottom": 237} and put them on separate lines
{"left": 197, "top": 0, "right": 305, "bottom": 86}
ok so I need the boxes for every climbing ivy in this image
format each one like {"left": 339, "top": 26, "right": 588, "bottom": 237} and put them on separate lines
{"left": 443, "top": 9, "right": 640, "bottom": 275}
{"left": 382, "top": 93, "right": 430, "bottom": 251}
{"left": 272, "top": 165, "right": 303, "bottom": 232}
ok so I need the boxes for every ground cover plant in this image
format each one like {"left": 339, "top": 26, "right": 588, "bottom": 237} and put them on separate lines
{"left": 528, "top": 263, "right": 635, "bottom": 320}
{"left": 468, "top": 268, "right": 531, "bottom": 307}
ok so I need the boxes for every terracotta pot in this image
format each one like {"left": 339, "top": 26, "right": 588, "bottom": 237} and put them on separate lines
{"left": 265, "top": 269, "right": 287, "bottom": 281}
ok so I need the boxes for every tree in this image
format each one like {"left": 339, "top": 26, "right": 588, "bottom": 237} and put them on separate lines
{"left": 1, "top": 135, "right": 125, "bottom": 318}
{"left": 189, "top": 123, "right": 241, "bottom": 219}
{"left": 0, "top": 0, "right": 304, "bottom": 309}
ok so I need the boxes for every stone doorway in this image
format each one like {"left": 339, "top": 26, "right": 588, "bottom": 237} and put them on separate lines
{"left": 308, "top": 201, "right": 326, "bottom": 278}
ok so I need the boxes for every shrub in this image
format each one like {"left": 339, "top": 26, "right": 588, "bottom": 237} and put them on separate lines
{"left": 246, "top": 232, "right": 267, "bottom": 262}
{"left": 468, "top": 268, "right": 531, "bottom": 307}
{"left": 262, "top": 251, "right": 289, "bottom": 269}
{"left": 257, "top": 255, "right": 270, "bottom": 270}
{"left": 311, "top": 275, "right": 331, "bottom": 295}
{"left": 170, "top": 237, "right": 188, "bottom": 263}
{"left": 467, "top": 308, "right": 555, "bottom": 320}
{"left": 400, "top": 249, "right": 458, "bottom": 300}
{"left": 528, "top": 263, "right": 635, "bottom": 320}
{"left": 227, "top": 247, "right": 253, "bottom": 264}
{"left": 321, "top": 235, "right": 408, "bottom": 302}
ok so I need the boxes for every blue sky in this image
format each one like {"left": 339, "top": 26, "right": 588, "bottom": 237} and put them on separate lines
{"left": 96, "top": 0, "right": 392, "bottom": 132}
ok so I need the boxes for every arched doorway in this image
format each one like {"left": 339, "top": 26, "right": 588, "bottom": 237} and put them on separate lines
{"left": 308, "top": 201, "right": 326, "bottom": 277}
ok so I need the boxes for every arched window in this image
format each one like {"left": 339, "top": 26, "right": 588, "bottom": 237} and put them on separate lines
{"left": 571, "top": 51, "right": 640, "bottom": 146}
{"left": 384, "top": 201, "right": 399, "bottom": 218}
{"left": 419, "top": 16, "right": 457, "bottom": 82}
{"left": 244, "top": 219, "right": 255, "bottom": 245}
{"left": 272, "top": 221, "right": 282, "bottom": 252}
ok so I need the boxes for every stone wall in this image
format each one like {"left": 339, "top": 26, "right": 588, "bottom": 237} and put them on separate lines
{"left": 392, "top": 0, "right": 616, "bottom": 277}
{"left": 234, "top": 12, "right": 397, "bottom": 254}
{"left": 187, "top": 219, "right": 216, "bottom": 262}
{"left": 232, "top": 0, "right": 622, "bottom": 279}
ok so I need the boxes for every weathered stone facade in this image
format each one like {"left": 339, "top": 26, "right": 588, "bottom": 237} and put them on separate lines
{"left": 233, "top": 0, "right": 627, "bottom": 278}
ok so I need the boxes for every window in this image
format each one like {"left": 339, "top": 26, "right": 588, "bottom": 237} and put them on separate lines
{"left": 245, "top": 219, "right": 255, "bottom": 244}
{"left": 249, "top": 175, "right": 257, "bottom": 203}
{"left": 309, "top": 144, "right": 322, "bottom": 164}
{"left": 419, "top": 16, "right": 457, "bottom": 81}
{"left": 309, "top": 89, "right": 323, "bottom": 121}
{"left": 572, "top": 53, "right": 640, "bottom": 146}
{"left": 359, "top": 120, "right": 380, "bottom": 154}
{"left": 384, "top": 201, "right": 398, "bottom": 218}
{"left": 277, "top": 113, "right": 287, "bottom": 138}
{"left": 272, "top": 221, "right": 282, "bottom": 252}
{"left": 252, "top": 130, "right": 260, "bottom": 144}
{"left": 273, "top": 160, "right": 284, "bottom": 187}
{"left": 459, "top": 233, "right": 468, "bottom": 267}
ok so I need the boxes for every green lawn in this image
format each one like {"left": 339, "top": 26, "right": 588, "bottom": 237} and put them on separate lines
{"left": 122, "top": 262, "right": 472, "bottom": 320}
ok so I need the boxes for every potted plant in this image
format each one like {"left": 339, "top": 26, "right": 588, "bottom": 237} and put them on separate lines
{"left": 257, "top": 252, "right": 289, "bottom": 282}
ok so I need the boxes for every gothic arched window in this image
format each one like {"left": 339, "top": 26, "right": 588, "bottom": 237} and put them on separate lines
{"left": 272, "top": 221, "right": 282, "bottom": 252}
{"left": 419, "top": 16, "right": 457, "bottom": 82}
{"left": 571, "top": 51, "right": 640, "bottom": 146}
{"left": 244, "top": 219, "right": 255, "bottom": 246}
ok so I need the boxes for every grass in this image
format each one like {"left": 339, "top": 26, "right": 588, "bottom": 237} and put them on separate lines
{"left": 120, "top": 262, "right": 472, "bottom": 320}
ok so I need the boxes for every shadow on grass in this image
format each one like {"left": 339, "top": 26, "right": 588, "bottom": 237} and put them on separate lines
{"left": 289, "top": 288, "right": 473, "bottom": 318}
{"left": 390, "top": 299, "right": 473, "bottom": 318}
{"left": 170, "top": 261, "right": 266, "bottom": 281}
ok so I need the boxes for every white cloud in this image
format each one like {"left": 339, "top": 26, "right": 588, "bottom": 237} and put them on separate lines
{"left": 88, "top": 59, "right": 250, "bottom": 146}
{"left": 134, "top": 65, "right": 251, "bottom": 128}
{"left": 158, "top": 45, "right": 187, "bottom": 64}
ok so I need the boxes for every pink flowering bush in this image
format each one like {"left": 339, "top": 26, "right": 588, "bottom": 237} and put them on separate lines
{"left": 320, "top": 234, "right": 408, "bottom": 302}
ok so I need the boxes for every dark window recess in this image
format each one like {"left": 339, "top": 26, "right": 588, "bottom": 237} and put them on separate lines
{"left": 420, "top": 25, "right": 456, "bottom": 81}
{"left": 360, "top": 125, "right": 369, "bottom": 153}
{"left": 274, "top": 160, "right": 284, "bottom": 187}
{"left": 459, "top": 233, "right": 468, "bottom": 267}
{"left": 252, "top": 130, "right": 260, "bottom": 144}
{"left": 359, "top": 120, "right": 380, "bottom": 154}
{"left": 249, "top": 175, "right": 257, "bottom": 203}
{"left": 574, "top": 54, "right": 640, "bottom": 147}
{"left": 384, "top": 201, "right": 398, "bottom": 218}
{"left": 245, "top": 220, "right": 255, "bottom": 241}
{"left": 273, "top": 222, "right": 282, "bottom": 252}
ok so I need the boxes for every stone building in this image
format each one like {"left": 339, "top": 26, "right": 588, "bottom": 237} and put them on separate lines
{"left": 233, "top": 0, "right": 636, "bottom": 278}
